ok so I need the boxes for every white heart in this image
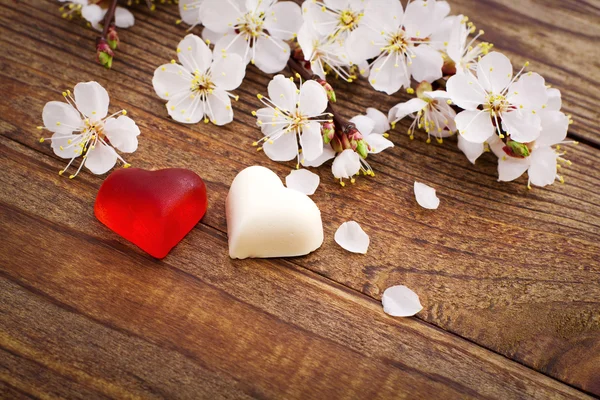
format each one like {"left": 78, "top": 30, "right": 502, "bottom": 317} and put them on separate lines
{"left": 226, "top": 166, "right": 324, "bottom": 259}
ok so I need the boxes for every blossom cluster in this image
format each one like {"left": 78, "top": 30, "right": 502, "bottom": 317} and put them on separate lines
{"left": 44, "top": 0, "right": 575, "bottom": 190}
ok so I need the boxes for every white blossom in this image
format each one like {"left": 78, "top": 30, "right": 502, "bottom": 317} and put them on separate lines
{"left": 489, "top": 88, "right": 575, "bottom": 188}
{"left": 152, "top": 34, "right": 245, "bottom": 125}
{"left": 346, "top": 0, "right": 450, "bottom": 94}
{"left": 431, "top": 14, "right": 492, "bottom": 75}
{"left": 254, "top": 74, "right": 330, "bottom": 165}
{"left": 200, "top": 0, "right": 302, "bottom": 74}
{"left": 447, "top": 52, "right": 548, "bottom": 144}
{"left": 388, "top": 88, "right": 456, "bottom": 142}
{"left": 297, "top": 22, "right": 354, "bottom": 81}
{"left": 350, "top": 108, "right": 394, "bottom": 154}
{"left": 38, "top": 81, "right": 139, "bottom": 178}
{"left": 59, "top": 0, "right": 134, "bottom": 30}
{"left": 302, "top": 0, "right": 367, "bottom": 40}
{"left": 331, "top": 108, "right": 393, "bottom": 185}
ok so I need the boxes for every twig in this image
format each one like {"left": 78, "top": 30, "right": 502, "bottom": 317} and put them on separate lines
{"left": 97, "top": 0, "right": 118, "bottom": 44}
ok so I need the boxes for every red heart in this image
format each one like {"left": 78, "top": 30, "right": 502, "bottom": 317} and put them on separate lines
{"left": 94, "top": 168, "right": 208, "bottom": 258}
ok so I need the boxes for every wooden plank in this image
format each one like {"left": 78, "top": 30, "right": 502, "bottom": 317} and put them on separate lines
{"left": 0, "top": 141, "right": 591, "bottom": 399}
{"left": 1, "top": 0, "right": 599, "bottom": 397}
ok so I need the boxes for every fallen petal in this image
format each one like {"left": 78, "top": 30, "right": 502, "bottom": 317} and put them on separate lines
{"left": 382, "top": 285, "right": 423, "bottom": 317}
{"left": 285, "top": 169, "right": 320, "bottom": 195}
{"left": 334, "top": 221, "right": 369, "bottom": 254}
{"left": 414, "top": 181, "right": 440, "bottom": 209}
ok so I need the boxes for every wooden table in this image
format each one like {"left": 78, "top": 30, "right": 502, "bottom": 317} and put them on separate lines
{"left": 1, "top": 0, "right": 599, "bottom": 398}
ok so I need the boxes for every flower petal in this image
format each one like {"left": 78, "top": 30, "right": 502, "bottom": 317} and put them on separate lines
{"left": 382, "top": 285, "right": 423, "bottom": 317}
{"left": 457, "top": 134, "right": 485, "bottom": 164}
{"left": 410, "top": 44, "right": 443, "bottom": 83}
{"left": 253, "top": 36, "right": 290, "bottom": 74}
{"left": 501, "top": 111, "right": 542, "bottom": 143}
{"left": 300, "top": 121, "right": 324, "bottom": 162}
{"left": 455, "top": 110, "right": 494, "bottom": 143}
{"left": 74, "top": 81, "right": 109, "bottom": 122}
{"left": 365, "top": 133, "right": 394, "bottom": 154}
{"left": 388, "top": 98, "right": 427, "bottom": 123}
{"left": 302, "top": 145, "right": 336, "bottom": 167}
{"left": 414, "top": 181, "right": 440, "bottom": 210}
{"left": 334, "top": 221, "right": 370, "bottom": 254}
{"left": 268, "top": 74, "right": 298, "bottom": 112}
{"left": 214, "top": 32, "right": 251, "bottom": 65}
{"left": 446, "top": 73, "right": 486, "bottom": 110}
{"left": 114, "top": 6, "right": 134, "bottom": 28}
{"left": 103, "top": 115, "right": 140, "bottom": 153}
{"left": 506, "top": 72, "right": 548, "bottom": 111}
{"left": 537, "top": 110, "right": 568, "bottom": 147}
{"left": 298, "top": 80, "right": 328, "bottom": 117}
{"left": 211, "top": 53, "right": 246, "bottom": 91}
{"left": 332, "top": 149, "right": 360, "bottom": 179}
{"left": 177, "top": 34, "right": 212, "bottom": 74}
{"left": 366, "top": 108, "right": 390, "bottom": 133}
{"left": 152, "top": 63, "right": 192, "bottom": 101}
{"left": 50, "top": 132, "right": 82, "bottom": 159}
{"left": 263, "top": 130, "right": 298, "bottom": 161}
{"left": 81, "top": 4, "right": 105, "bottom": 28}
{"left": 200, "top": 0, "right": 243, "bottom": 33}
{"left": 528, "top": 147, "right": 558, "bottom": 187}
{"left": 179, "top": 0, "right": 203, "bottom": 26}
{"left": 476, "top": 52, "right": 513, "bottom": 94}
{"left": 42, "top": 101, "right": 83, "bottom": 134}
{"left": 285, "top": 169, "right": 320, "bottom": 195}
{"left": 369, "top": 54, "right": 409, "bottom": 95}
{"left": 546, "top": 88, "right": 562, "bottom": 111}
{"left": 166, "top": 91, "right": 204, "bottom": 124}
{"left": 207, "top": 89, "right": 234, "bottom": 126}
{"left": 85, "top": 142, "right": 117, "bottom": 175}
{"left": 404, "top": 0, "right": 440, "bottom": 38}
{"left": 346, "top": 26, "right": 382, "bottom": 64}
{"left": 497, "top": 156, "right": 529, "bottom": 182}
{"left": 350, "top": 115, "right": 375, "bottom": 137}
{"left": 264, "top": 1, "right": 302, "bottom": 40}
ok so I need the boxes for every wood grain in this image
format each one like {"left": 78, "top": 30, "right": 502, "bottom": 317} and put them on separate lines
{"left": 1, "top": 0, "right": 599, "bottom": 398}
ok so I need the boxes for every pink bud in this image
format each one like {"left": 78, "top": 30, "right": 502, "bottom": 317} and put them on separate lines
{"left": 96, "top": 38, "right": 114, "bottom": 69}
{"left": 107, "top": 25, "right": 119, "bottom": 50}
{"left": 316, "top": 78, "right": 336, "bottom": 102}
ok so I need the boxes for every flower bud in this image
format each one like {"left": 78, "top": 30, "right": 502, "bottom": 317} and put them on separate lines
{"left": 107, "top": 25, "right": 119, "bottom": 50}
{"left": 416, "top": 81, "right": 433, "bottom": 100}
{"left": 345, "top": 125, "right": 362, "bottom": 141}
{"left": 96, "top": 39, "right": 114, "bottom": 69}
{"left": 331, "top": 136, "right": 343, "bottom": 153}
{"left": 442, "top": 59, "right": 457, "bottom": 77}
{"left": 504, "top": 140, "right": 531, "bottom": 158}
{"left": 316, "top": 78, "right": 336, "bottom": 103}
{"left": 322, "top": 121, "right": 335, "bottom": 144}
{"left": 356, "top": 140, "right": 369, "bottom": 159}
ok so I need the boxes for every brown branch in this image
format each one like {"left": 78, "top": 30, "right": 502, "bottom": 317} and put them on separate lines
{"left": 99, "top": 0, "right": 119, "bottom": 41}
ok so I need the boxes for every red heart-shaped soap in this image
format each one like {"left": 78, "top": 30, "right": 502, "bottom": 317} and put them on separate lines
{"left": 94, "top": 168, "right": 208, "bottom": 258}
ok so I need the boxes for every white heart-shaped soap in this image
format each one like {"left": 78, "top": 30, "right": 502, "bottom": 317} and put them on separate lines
{"left": 226, "top": 166, "right": 324, "bottom": 259}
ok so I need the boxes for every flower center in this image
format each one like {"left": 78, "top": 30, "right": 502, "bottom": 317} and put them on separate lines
{"left": 484, "top": 93, "right": 509, "bottom": 114}
{"left": 339, "top": 9, "right": 362, "bottom": 31}
{"left": 237, "top": 11, "right": 265, "bottom": 39}
{"left": 191, "top": 73, "right": 214, "bottom": 95}
{"left": 384, "top": 31, "right": 410, "bottom": 55}
{"left": 288, "top": 110, "right": 308, "bottom": 131}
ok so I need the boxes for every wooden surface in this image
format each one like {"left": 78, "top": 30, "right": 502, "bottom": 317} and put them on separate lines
{"left": 1, "top": 0, "right": 599, "bottom": 398}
